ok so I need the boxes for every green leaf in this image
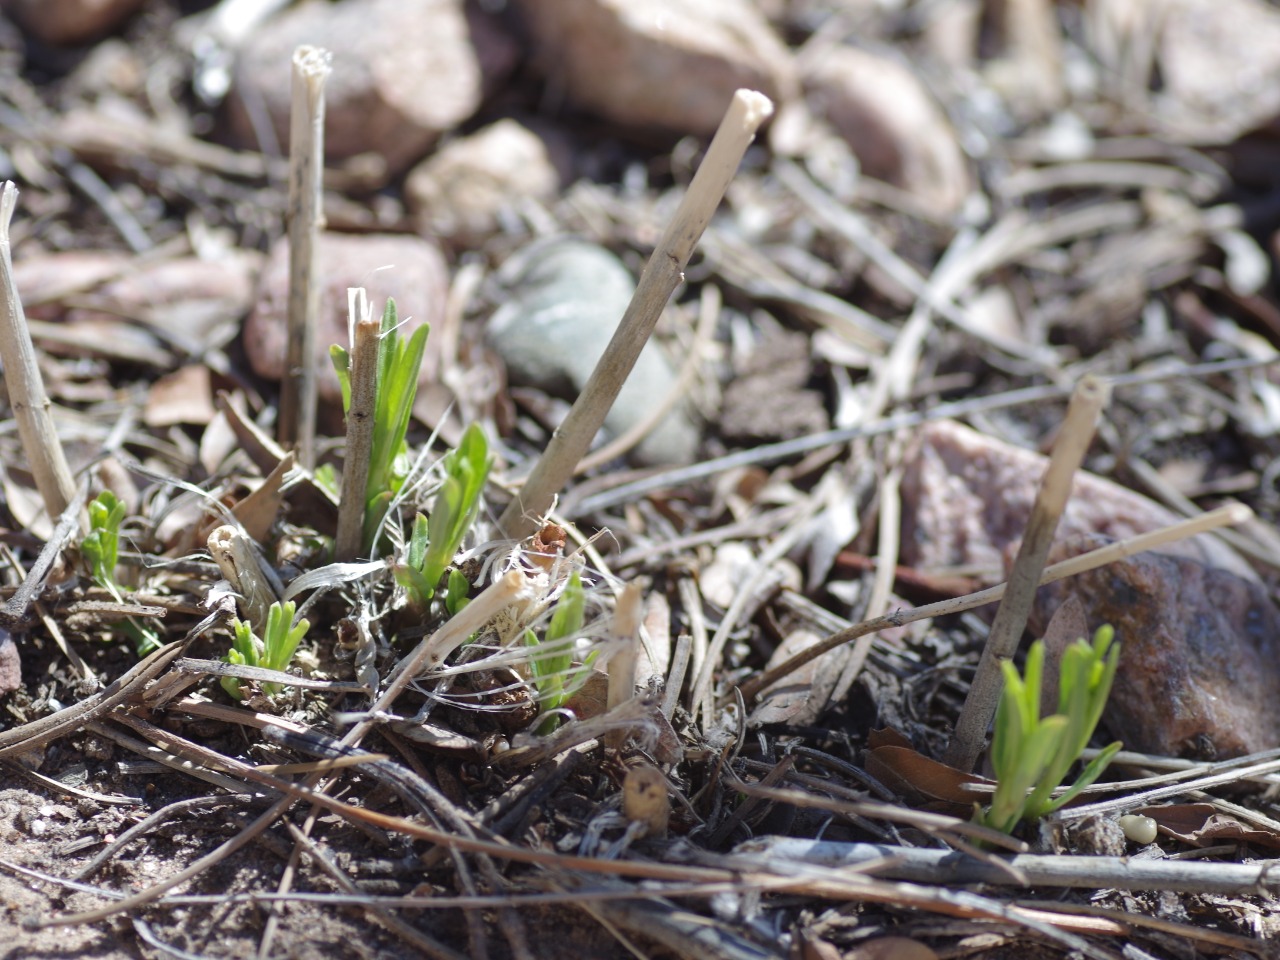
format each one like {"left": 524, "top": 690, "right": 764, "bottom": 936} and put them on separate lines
{"left": 444, "top": 568, "right": 471, "bottom": 616}
{"left": 419, "top": 423, "right": 491, "bottom": 590}
{"left": 983, "top": 626, "right": 1123, "bottom": 834}
{"left": 330, "top": 344, "right": 352, "bottom": 414}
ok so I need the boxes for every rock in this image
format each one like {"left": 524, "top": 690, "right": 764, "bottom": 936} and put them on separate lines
{"left": 510, "top": 0, "right": 796, "bottom": 135}
{"left": 801, "top": 46, "right": 970, "bottom": 216}
{"left": 1, "top": 0, "right": 144, "bottom": 46}
{"left": 243, "top": 232, "right": 448, "bottom": 405}
{"left": 1088, "top": 0, "right": 1280, "bottom": 143}
{"left": 405, "top": 119, "right": 569, "bottom": 246}
{"left": 227, "top": 0, "right": 517, "bottom": 178}
{"left": 899, "top": 419, "right": 1254, "bottom": 581}
{"left": 486, "top": 238, "right": 699, "bottom": 466}
{"left": 900, "top": 420, "right": 1279, "bottom": 757}
{"left": 1034, "top": 542, "right": 1280, "bottom": 758}
{"left": 17, "top": 249, "right": 261, "bottom": 338}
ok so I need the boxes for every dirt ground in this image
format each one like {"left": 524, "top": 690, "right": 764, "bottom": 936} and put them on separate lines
{"left": 4, "top": 1, "right": 1280, "bottom": 959}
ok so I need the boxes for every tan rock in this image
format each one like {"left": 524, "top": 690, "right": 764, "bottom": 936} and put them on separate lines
{"left": 510, "top": 0, "right": 797, "bottom": 135}
{"left": 1, "top": 0, "right": 145, "bottom": 46}
{"left": 227, "top": 0, "right": 517, "bottom": 177}
{"left": 802, "top": 46, "right": 970, "bottom": 216}
{"left": 243, "top": 232, "right": 448, "bottom": 404}
{"left": 405, "top": 119, "right": 568, "bottom": 245}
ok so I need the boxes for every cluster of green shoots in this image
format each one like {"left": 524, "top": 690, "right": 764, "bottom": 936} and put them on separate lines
{"left": 979, "top": 625, "right": 1122, "bottom": 834}
{"left": 395, "top": 422, "right": 492, "bottom": 610}
{"left": 215, "top": 296, "right": 493, "bottom": 699}
{"left": 330, "top": 297, "right": 429, "bottom": 551}
{"left": 221, "top": 600, "right": 310, "bottom": 701}
{"left": 524, "top": 571, "right": 597, "bottom": 733}
{"left": 81, "top": 490, "right": 160, "bottom": 655}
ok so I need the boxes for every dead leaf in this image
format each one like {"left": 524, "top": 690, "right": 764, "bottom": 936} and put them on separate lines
{"left": 848, "top": 937, "right": 939, "bottom": 960}
{"left": 145, "top": 364, "right": 214, "bottom": 427}
{"left": 865, "top": 728, "right": 991, "bottom": 808}
{"left": 1138, "top": 803, "right": 1280, "bottom": 851}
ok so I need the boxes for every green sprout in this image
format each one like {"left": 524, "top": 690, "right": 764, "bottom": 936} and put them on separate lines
{"left": 979, "top": 625, "right": 1123, "bottom": 835}
{"left": 331, "top": 297, "right": 430, "bottom": 550}
{"left": 221, "top": 599, "right": 310, "bottom": 701}
{"left": 395, "top": 422, "right": 492, "bottom": 609}
{"left": 81, "top": 490, "right": 160, "bottom": 655}
{"left": 525, "top": 571, "right": 597, "bottom": 733}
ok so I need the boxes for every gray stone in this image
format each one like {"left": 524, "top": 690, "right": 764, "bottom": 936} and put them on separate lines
{"left": 486, "top": 238, "right": 699, "bottom": 466}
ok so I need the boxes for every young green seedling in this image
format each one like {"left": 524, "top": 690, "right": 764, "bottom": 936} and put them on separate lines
{"left": 525, "top": 570, "right": 595, "bottom": 732}
{"left": 331, "top": 297, "right": 430, "bottom": 551}
{"left": 980, "top": 625, "right": 1122, "bottom": 835}
{"left": 221, "top": 599, "right": 310, "bottom": 701}
{"left": 396, "top": 422, "right": 492, "bottom": 609}
{"left": 81, "top": 490, "right": 160, "bottom": 655}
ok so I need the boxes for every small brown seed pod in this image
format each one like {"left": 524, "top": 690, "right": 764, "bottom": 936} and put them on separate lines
{"left": 622, "top": 762, "right": 669, "bottom": 838}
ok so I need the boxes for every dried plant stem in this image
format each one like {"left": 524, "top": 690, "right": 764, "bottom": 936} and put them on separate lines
{"left": 335, "top": 290, "right": 379, "bottom": 561}
{"left": 498, "top": 89, "right": 774, "bottom": 540}
{"left": 207, "top": 524, "right": 278, "bottom": 627}
{"left": 575, "top": 282, "right": 721, "bottom": 475}
{"left": 605, "top": 582, "right": 644, "bottom": 749}
{"left": 371, "top": 570, "right": 535, "bottom": 721}
{"left": 944, "top": 375, "right": 1109, "bottom": 771}
{"left": 737, "top": 502, "right": 1250, "bottom": 705}
{"left": 0, "top": 182, "right": 78, "bottom": 523}
{"left": 277, "top": 45, "right": 330, "bottom": 468}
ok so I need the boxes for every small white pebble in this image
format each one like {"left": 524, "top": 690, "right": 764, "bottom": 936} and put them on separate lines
{"left": 28, "top": 820, "right": 46, "bottom": 837}
{"left": 1119, "top": 814, "right": 1158, "bottom": 844}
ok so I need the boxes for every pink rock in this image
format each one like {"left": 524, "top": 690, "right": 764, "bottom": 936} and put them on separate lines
{"left": 1034, "top": 542, "right": 1280, "bottom": 758}
{"left": 802, "top": 46, "right": 970, "bottom": 216}
{"left": 510, "top": 0, "right": 797, "bottom": 135}
{"left": 16, "top": 250, "right": 261, "bottom": 334}
{"left": 227, "top": 0, "right": 517, "bottom": 177}
{"left": 900, "top": 419, "right": 1253, "bottom": 581}
{"left": 243, "top": 232, "right": 448, "bottom": 405}
{"left": 1, "top": 0, "right": 144, "bottom": 46}
{"left": 901, "top": 420, "right": 1279, "bottom": 758}
{"left": 405, "top": 119, "right": 569, "bottom": 246}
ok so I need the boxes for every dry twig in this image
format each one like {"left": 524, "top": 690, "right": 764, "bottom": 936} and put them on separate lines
{"left": 499, "top": 89, "right": 774, "bottom": 540}
{"left": 277, "top": 45, "right": 331, "bottom": 467}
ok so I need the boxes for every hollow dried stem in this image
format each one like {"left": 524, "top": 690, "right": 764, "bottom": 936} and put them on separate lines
{"left": 207, "top": 524, "right": 278, "bottom": 627}
{"left": 278, "top": 45, "right": 331, "bottom": 468}
{"left": 0, "top": 182, "right": 78, "bottom": 524}
{"left": 944, "top": 375, "right": 1109, "bottom": 771}
{"left": 335, "top": 289, "right": 378, "bottom": 561}
{"left": 606, "top": 583, "right": 644, "bottom": 709}
{"left": 498, "top": 89, "right": 774, "bottom": 540}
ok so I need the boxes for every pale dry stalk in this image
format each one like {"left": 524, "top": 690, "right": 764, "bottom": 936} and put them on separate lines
{"left": 278, "top": 45, "right": 331, "bottom": 468}
{"left": 0, "top": 182, "right": 77, "bottom": 523}
{"left": 498, "top": 89, "right": 774, "bottom": 541}
{"left": 944, "top": 375, "right": 1110, "bottom": 771}
{"left": 334, "top": 289, "right": 379, "bottom": 561}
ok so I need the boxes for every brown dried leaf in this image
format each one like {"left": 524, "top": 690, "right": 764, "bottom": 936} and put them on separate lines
{"left": 1138, "top": 803, "right": 1280, "bottom": 851}
{"left": 865, "top": 729, "right": 990, "bottom": 807}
